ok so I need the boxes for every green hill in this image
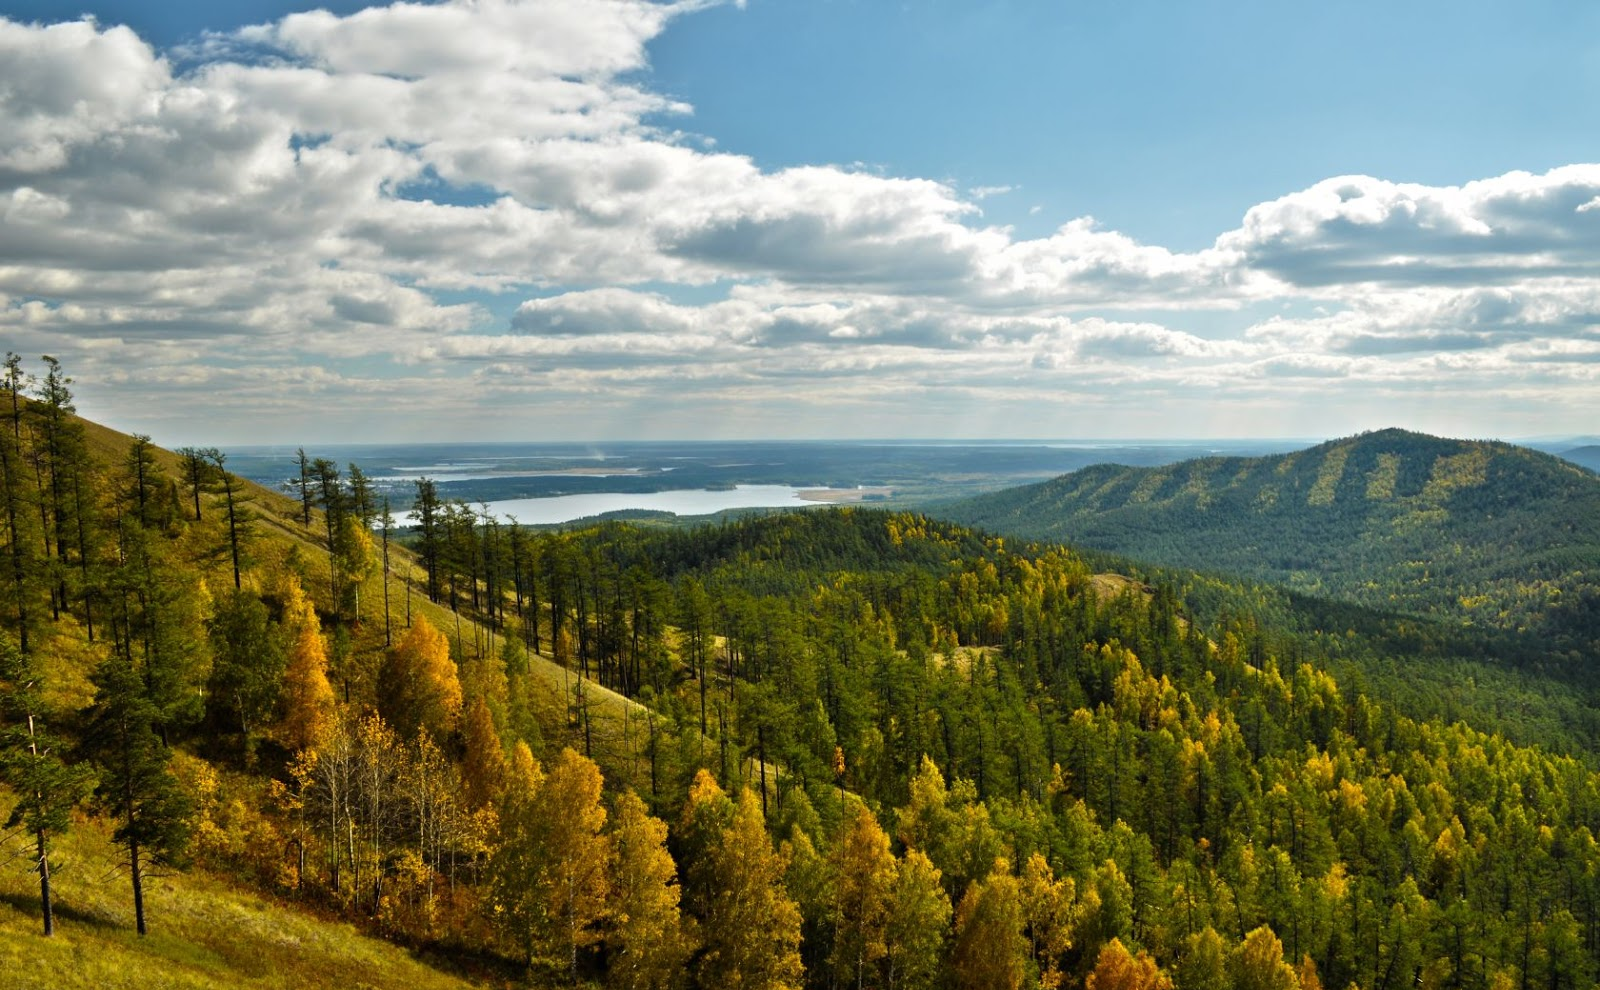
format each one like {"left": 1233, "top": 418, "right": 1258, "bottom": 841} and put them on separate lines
{"left": 939, "top": 428, "right": 1600, "bottom": 652}
{"left": 11, "top": 360, "right": 1600, "bottom": 990}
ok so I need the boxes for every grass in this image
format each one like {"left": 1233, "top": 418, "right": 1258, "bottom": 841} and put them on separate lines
{"left": 0, "top": 812, "right": 503, "bottom": 990}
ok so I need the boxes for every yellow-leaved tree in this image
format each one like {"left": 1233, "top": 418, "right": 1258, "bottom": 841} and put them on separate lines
{"left": 1085, "top": 938, "right": 1173, "bottom": 990}
{"left": 831, "top": 800, "right": 895, "bottom": 990}
{"left": 379, "top": 614, "right": 462, "bottom": 743}
{"left": 461, "top": 694, "right": 507, "bottom": 810}
{"left": 1231, "top": 927, "right": 1300, "bottom": 990}
{"left": 691, "top": 785, "right": 803, "bottom": 990}
{"left": 950, "top": 865, "right": 1027, "bottom": 990}
{"left": 490, "top": 747, "right": 610, "bottom": 980}
{"left": 606, "top": 789, "right": 695, "bottom": 990}
{"left": 885, "top": 848, "right": 951, "bottom": 990}
{"left": 1019, "top": 852, "right": 1077, "bottom": 990}
{"left": 278, "top": 575, "right": 335, "bottom": 752}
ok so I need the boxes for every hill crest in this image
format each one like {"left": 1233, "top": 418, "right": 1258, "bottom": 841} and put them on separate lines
{"left": 941, "top": 428, "right": 1600, "bottom": 647}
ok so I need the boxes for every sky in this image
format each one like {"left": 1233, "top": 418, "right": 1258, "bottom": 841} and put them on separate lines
{"left": 3, "top": 0, "right": 1600, "bottom": 443}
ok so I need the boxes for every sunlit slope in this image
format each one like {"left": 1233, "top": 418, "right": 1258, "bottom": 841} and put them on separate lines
{"left": 0, "top": 812, "right": 489, "bottom": 990}
{"left": 942, "top": 429, "right": 1600, "bottom": 645}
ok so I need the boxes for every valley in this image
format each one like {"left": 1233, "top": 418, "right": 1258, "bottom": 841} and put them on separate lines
{"left": 2, "top": 364, "right": 1599, "bottom": 990}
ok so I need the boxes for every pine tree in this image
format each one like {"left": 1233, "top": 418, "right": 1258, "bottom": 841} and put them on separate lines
{"left": 607, "top": 789, "right": 694, "bottom": 990}
{"left": 83, "top": 654, "right": 192, "bottom": 936}
{"left": 0, "top": 634, "right": 94, "bottom": 936}
{"left": 207, "top": 589, "right": 285, "bottom": 756}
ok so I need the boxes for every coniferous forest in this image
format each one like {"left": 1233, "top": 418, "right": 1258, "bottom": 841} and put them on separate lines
{"left": 3, "top": 355, "right": 1600, "bottom": 990}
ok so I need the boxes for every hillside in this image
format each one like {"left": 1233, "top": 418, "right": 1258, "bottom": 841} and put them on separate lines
{"left": 9, "top": 368, "right": 1600, "bottom": 990}
{"left": 940, "top": 428, "right": 1600, "bottom": 652}
{"left": 1561, "top": 444, "right": 1600, "bottom": 473}
{"left": 0, "top": 808, "right": 487, "bottom": 990}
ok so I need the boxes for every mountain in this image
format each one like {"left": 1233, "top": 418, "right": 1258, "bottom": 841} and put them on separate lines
{"left": 939, "top": 428, "right": 1600, "bottom": 651}
{"left": 1560, "top": 444, "right": 1600, "bottom": 473}
{"left": 13, "top": 369, "right": 1600, "bottom": 988}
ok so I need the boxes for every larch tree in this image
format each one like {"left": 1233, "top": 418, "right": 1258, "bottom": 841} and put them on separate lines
{"left": 950, "top": 866, "right": 1027, "bottom": 990}
{"left": 413, "top": 478, "right": 442, "bottom": 603}
{"left": 461, "top": 694, "right": 508, "bottom": 811}
{"left": 677, "top": 768, "right": 736, "bottom": 913}
{"left": 491, "top": 747, "right": 610, "bottom": 980}
{"left": 884, "top": 849, "right": 951, "bottom": 990}
{"left": 175, "top": 446, "right": 216, "bottom": 522}
{"left": 111, "top": 520, "right": 212, "bottom": 738}
{"left": 279, "top": 576, "right": 335, "bottom": 753}
{"left": 0, "top": 634, "right": 94, "bottom": 936}
{"left": 831, "top": 800, "right": 896, "bottom": 990}
{"left": 205, "top": 450, "right": 249, "bottom": 591}
{"left": 1173, "top": 927, "right": 1230, "bottom": 990}
{"left": 294, "top": 447, "right": 312, "bottom": 526}
{"left": 693, "top": 787, "right": 804, "bottom": 990}
{"left": 337, "top": 513, "right": 377, "bottom": 622}
{"left": 1231, "top": 926, "right": 1299, "bottom": 990}
{"left": 379, "top": 613, "right": 462, "bottom": 744}
{"left": 1085, "top": 939, "right": 1174, "bottom": 990}
{"left": 31, "top": 356, "right": 88, "bottom": 626}
{"left": 1019, "top": 851, "right": 1077, "bottom": 990}
{"left": 606, "top": 789, "right": 694, "bottom": 990}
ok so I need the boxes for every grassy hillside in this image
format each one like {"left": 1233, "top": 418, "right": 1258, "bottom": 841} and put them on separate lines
{"left": 0, "top": 808, "right": 491, "bottom": 990}
{"left": 12, "top": 378, "right": 1600, "bottom": 990}
{"left": 940, "top": 428, "right": 1600, "bottom": 652}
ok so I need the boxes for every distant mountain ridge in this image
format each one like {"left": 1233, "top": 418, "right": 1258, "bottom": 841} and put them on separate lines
{"left": 941, "top": 428, "right": 1600, "bottom": 651}
{"left": 1559, "top": 444, "right": 1600, "bottom": 473}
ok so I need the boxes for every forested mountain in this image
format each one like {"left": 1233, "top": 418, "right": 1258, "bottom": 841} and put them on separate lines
{"left": 4, "top": 362, "right": 1600, "bottom": 990}
{"left": 940, "top": 428, "right": 1600, "bottom": 653}
{"left": 1561, "top": 445, "right": 1600, "bottom": 473}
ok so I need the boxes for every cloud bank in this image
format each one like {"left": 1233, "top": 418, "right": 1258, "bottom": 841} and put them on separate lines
{"left": 1, "top": 1, "right": 1597, "bottom": 440}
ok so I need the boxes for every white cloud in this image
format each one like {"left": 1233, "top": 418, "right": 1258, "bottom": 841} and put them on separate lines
{"left": 2, "top": 4, "right": 1600, "bottom": 439}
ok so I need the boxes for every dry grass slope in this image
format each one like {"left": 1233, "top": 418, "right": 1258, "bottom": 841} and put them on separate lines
{"left": 0, "top": 813, "right": 491, "bottom": 990}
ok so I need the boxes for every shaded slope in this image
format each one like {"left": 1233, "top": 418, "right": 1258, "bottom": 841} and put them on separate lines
{"left": 941, "top": 429, "right": 1600, "bottom": 650}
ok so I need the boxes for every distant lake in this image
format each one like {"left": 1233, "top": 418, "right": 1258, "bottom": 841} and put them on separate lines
{"left": 407, "top": 484, "right": 853, "bottom": 526}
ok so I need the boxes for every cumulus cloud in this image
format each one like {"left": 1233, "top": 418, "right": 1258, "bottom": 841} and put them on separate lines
{"left": 1222, "top": 167, "right": 1600, "bottom": 288}
{"left": 2, "top": 2, "right": 1600, "bottom": 438}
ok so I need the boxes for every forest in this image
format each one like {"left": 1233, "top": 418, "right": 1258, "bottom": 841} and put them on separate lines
{"left": 941, "top": 428, "right": 1600, "bottom": 662}
{"left": 2, "top": 355, "right": 1600, "bottom": 990}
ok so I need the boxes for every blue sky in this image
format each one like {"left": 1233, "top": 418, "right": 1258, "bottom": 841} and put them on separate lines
{"left": 2, "top": 0, "right": 1599, "bottom": 442}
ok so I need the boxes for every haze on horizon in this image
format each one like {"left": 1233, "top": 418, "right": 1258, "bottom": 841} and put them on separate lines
{"left": 2, "top": 0, "right": 1599, "bottom": 445}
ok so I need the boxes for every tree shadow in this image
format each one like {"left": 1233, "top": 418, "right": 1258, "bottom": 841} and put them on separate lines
{"left": 0, "top": 891, "right": 121, "bottom": 931}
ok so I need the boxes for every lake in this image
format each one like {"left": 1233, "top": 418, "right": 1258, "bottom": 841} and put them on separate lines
{"left": 407, "top": 484, "right": 856, "bottom": 526}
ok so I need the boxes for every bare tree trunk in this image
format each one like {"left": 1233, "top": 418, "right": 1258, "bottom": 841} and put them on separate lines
{"left": 131, "top": 836, "right": 147, "bottom": 936}
{"left": 37, "top": 830, "right": 54, "bottom": 936}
